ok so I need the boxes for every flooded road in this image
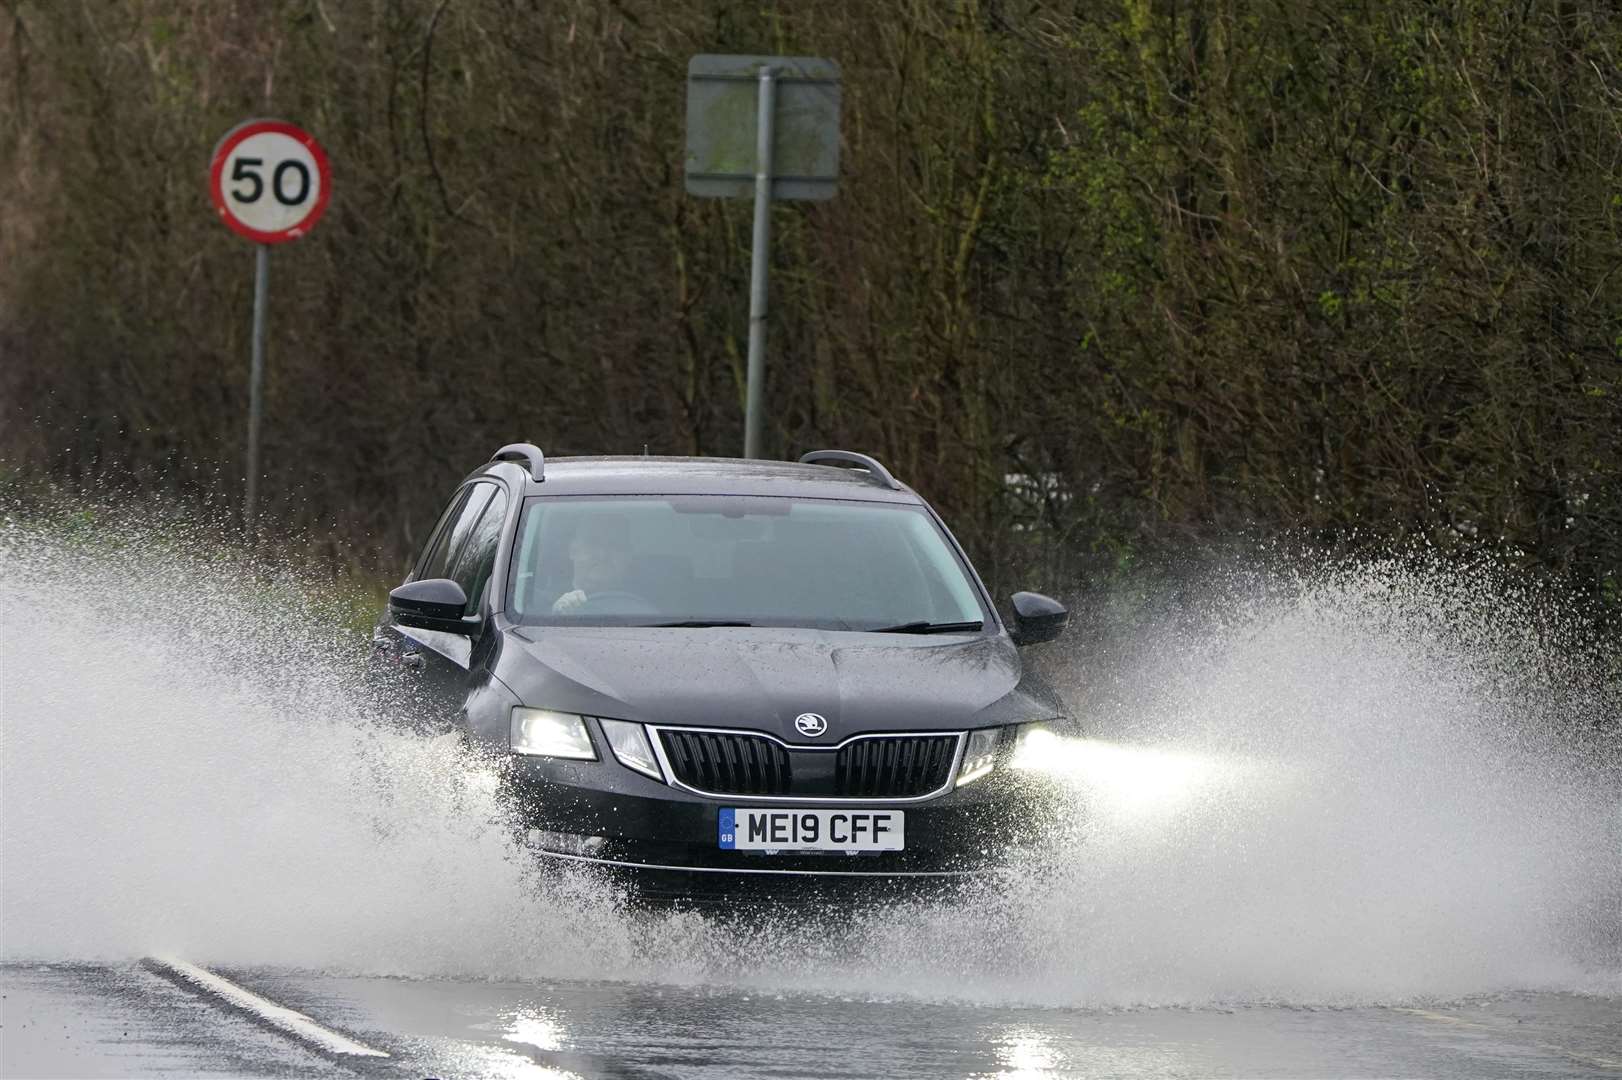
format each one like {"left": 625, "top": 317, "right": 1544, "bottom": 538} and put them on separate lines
{"left": 3, "top": 515, "right": 1618, "bottom": 1077}
{"left": 5, "top": 963, "right": 1620, "bottom": 1078}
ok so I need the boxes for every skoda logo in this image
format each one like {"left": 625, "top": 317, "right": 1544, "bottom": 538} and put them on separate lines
{"left": 794, "top": 712, "right": 829, "bottom": 738}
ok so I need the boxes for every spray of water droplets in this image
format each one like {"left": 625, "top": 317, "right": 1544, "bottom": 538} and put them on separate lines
{"left": 2, "top": 508, "right": 1617, "bottom": 1006}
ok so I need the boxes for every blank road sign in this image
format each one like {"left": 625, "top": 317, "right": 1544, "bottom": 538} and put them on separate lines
{"left": 686, "top": 55, "right": 840, "bottom": 201}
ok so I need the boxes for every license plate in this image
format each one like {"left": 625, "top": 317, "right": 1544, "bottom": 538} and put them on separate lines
{"left": 719, "top": 808, "right": 905, "bottom": 852}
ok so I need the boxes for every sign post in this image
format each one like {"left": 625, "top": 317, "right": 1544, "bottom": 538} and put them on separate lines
{"left": 249, "top": 243, "right": 269, "bottom": 534}
{"left": 686, "top": 55, "right": 840, "bottom": 458}
{"left": 208, "top": 119, "right": 331, "bottom": 532}
{"left": 744, "top": 66, "right": 776, "bottom": 461}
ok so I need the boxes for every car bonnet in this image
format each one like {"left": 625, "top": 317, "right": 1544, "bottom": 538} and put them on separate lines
{"left": 498, "top": 626, "right": 1045, "bottom": 741}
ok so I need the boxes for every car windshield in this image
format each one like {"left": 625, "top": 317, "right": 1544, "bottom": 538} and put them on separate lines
{"left": 506, "top": 495, "right": 987, "bottom": 631}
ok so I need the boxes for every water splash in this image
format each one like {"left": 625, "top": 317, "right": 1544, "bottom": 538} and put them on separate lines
{"left": 0, "top": 509, "right": 625, "bottom": 978}
{"left": 2, "top": 509, "right": 1617, "bottom": 1007}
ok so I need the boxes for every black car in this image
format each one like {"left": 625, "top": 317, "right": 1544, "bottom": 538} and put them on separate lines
{"left": 374, "top": 445, "right": 1072, "bottom": 905}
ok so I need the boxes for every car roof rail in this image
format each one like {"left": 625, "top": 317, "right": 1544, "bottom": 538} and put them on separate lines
{"left": 798, "top": 450, "right": 903, "bottom": 490}
{"left": 491, "top": 442, "right": 546, "bottom": 482}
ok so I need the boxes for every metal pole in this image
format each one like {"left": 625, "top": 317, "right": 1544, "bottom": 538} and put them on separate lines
{"left": 246, "top": 243, "right": 268, "bottom": 534}
{"left": 743, "top": 65, "right": 776, "bottom": 459}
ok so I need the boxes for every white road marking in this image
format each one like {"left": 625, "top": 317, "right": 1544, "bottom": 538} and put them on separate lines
{"left": 143, "top": 957, "right": 389, "bottom": 1059}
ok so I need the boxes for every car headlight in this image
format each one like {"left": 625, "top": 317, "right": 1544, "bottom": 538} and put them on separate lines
{"left": 956, "top": 727, "right": 1002, "bottom": 786}
{"left": 1011, "top": 720, "right": 1062, "bottom": 769}
{"left": 600, "top": 718, "right": 663, "bottom": 780}
{"left": 510, "top": 708, "right": 596, "bottom": 759}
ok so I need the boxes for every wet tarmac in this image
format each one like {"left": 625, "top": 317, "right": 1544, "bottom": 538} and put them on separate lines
{"left": 4, "top": 962, "right": 1618, "bottom": 1079}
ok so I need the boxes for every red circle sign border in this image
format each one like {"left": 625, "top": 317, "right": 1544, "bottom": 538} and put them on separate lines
{"left": 209, "top": 119, "right": 331, "bottom": 245}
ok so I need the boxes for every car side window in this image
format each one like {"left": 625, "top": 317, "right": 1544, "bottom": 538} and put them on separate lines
{"left": 448, "top": 489, "right": 506, "bottom": 615}
{"left": 417, "top": 483, "right": 496, "bottom": 583}
{"left": 411, "top": 489, "right": 470, "bottom": 581}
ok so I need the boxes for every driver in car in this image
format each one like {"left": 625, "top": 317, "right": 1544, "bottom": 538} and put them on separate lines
{"left": 552, "top": 517, "right": 635, "bottom": 614}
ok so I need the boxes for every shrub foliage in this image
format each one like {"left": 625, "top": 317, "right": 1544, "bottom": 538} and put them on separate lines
{"left": 1, "top": 0, "right": 1617, "bottom": 600}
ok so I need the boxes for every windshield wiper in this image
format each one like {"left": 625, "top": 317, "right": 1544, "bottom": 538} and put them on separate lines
{"left": 640, "top": 620, "right": 755, "bottom": 628}
{"left": 868, "top": 620, "right": 985, "bottom": 634}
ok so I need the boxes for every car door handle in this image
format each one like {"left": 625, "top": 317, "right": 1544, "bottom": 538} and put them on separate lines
{"left": 400, "top": 651, "right": 426, "bottom": 671}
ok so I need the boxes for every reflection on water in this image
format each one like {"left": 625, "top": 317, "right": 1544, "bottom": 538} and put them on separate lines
{"left": 505, "top": 1009, "right": 567, "bottom": 1052}
{"left": 988, "top": 1029, "right": 1064, "bottom": 1079}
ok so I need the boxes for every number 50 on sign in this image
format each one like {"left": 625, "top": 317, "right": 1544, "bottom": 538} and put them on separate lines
{"left": 209, "top": 119, "right": 330, "bottom": 243}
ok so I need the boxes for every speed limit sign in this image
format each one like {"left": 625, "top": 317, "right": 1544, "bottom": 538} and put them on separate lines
{"left": 210, "top": 118, "right": 331, "bottom": 536}
{"left": 209, "top": 119, "right": 330, "bottom": 244}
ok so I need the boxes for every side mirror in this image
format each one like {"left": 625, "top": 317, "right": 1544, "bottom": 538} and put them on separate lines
{"left": 389, "top": 578, "right": 478, "bottom": 636}
{"left": 1009, "top": 591, "right": 1067, "bottom": 646}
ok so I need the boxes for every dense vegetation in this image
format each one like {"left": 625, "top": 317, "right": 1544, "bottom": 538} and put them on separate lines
{"left": 2, "top": 0, "right": 1617, "bottom": 604}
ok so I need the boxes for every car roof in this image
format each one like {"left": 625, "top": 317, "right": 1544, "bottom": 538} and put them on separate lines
{"left": 480, "top": 455, "right": 925, "bottom": 504}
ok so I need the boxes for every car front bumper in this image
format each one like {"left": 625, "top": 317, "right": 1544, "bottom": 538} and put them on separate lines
{"left": 531, "top": 848, "right": 985, "bottom": 907}
{"left": 499, "top": 753, "right": 1061, "bottom": 900}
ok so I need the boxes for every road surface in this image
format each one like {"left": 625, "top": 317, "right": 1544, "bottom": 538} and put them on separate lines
{"left": 4, "top": 961, "right": 1618, "bottom": 1078}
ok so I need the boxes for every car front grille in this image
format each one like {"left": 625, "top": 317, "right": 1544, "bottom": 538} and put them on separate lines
{"left": 656, "top": 729, "right": 960, "bottom": 799}
{"left": 835, "top": 735, "right": 958, "bottom": 798}
{"left": 658, "top": 729, "right": 792, "bottom": 796}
